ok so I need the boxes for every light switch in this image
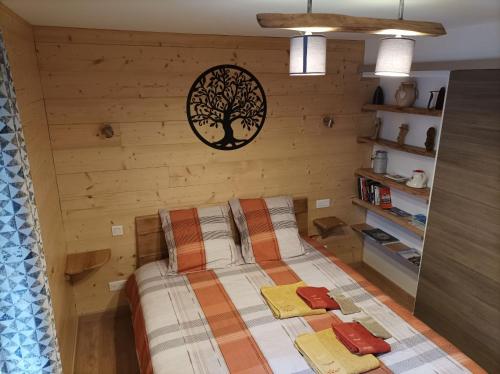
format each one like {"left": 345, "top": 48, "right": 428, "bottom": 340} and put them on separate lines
{"left": 111, "top": 225, "right": 124, "bottom": 236}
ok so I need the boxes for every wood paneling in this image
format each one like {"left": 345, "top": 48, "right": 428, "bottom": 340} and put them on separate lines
{"left": 0, "top": 5, "right": 77, "bottom": 373}
{"left": 34, "top": 26, "right": 376, "bottom": 315}
{"left": 414, "top": 70, "right": 500, "bottom": 373}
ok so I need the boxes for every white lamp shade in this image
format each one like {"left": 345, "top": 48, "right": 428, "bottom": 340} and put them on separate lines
{"left": 290, "top": 35, "right": 326, "bottom": 76}
{"left": 375, "top": 37, "right": 415, "bottom": 77}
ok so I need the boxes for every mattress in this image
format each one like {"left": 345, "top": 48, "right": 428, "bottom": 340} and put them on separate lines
{"left": 126, "top": 237, "right": 483, "bottom": 374}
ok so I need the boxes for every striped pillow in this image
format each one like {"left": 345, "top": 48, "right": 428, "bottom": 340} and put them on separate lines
{"left": 229, "top": 196, "right": 305, "bottom": 263}
{"left": 159, "top": 205, "right": 239, "bottom": 273}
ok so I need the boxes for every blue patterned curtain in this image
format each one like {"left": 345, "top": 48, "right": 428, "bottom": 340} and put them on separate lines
{"left": 0, "top": 33, "right": 61, "bottom": 373}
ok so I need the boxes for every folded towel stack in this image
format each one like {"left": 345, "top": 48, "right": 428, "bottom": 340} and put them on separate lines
{"left": 296, "top": 286, "right": 340, "bottom": 310}
{"left": 260, "top": 282, "right": 326, "bottom": 319}
{"left": 294, "top": 328, "right": 380, "bottom": 374}
{"left": 332, "top": 322, "right": 391, "bottom": 355}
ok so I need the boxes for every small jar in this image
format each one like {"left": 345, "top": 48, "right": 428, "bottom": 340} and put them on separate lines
{"left": 372, "top": 150, "right": 388, "bottom": 174}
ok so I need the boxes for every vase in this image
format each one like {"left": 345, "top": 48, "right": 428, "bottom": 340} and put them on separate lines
{"left": 395, "top": 80, "right": 418, "bottom": 107}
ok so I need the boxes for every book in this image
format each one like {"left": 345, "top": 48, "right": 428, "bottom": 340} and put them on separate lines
{"left": 388, "top": 207, "right": 411, "bottom": 217}
{"left": 379, "top": 187, "right": 392, "bottom": 209}
{"left": 361, "top": 228, "right": 400, "bottom": 244}
{"left": 384, "top": 174, "right": 408, "bottom": 182}
{"left": 411, "top": 214, "right": 427, "bottom": 228}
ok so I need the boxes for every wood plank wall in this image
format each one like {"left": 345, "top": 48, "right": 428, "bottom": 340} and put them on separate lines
{"left": 33, "top": 26, "right": 376, "bottom": 314}
{"left": 414, "top": 70, "right": 500, "bottom": 373}
{"left": 0, "top": 6, "right": 77, "bottom": 373}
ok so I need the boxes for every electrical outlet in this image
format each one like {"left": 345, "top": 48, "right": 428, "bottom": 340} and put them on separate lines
{"left": 111, "top": 225, "right": 124, "bottom": 236}
{"left": 315, "top": 199, "right": 331, "bottom": 209}
{"left": 108, "top": 279, "right": 127, "bottom": 292}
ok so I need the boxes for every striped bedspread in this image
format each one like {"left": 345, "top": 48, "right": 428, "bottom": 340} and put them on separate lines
{"left": 126, "top": 238, "right": 484, "bottom": 374}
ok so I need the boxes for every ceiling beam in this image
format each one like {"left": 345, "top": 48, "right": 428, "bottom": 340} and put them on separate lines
{"left": 257, "top": 13, "right": 446, "bottom": 36}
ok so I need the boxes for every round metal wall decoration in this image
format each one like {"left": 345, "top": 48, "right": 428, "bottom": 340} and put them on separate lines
{"left": 186, "top": 64, "right": 267, "bottom": 150}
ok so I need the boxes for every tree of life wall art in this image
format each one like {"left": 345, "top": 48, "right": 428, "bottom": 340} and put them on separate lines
{"left": 186, "top": 65, "right": 267, "bottom": 150}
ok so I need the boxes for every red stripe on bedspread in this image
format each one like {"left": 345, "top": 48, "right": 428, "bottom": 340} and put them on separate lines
{"left": 186, "top": 270, "right": 273, "bottom": 374}
{"left": 304, "top": 236, "right": 486, "bottom": 374}
{"left": 125, "top": 274, "right": 153, "bottom": 374}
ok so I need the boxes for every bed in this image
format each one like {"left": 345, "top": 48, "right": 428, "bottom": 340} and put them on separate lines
{"left": 125, "top": 198, "right": 484, "bottom": 374}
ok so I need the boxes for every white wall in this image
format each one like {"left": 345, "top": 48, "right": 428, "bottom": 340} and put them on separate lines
{"left": 364, "top": 21, "right": 500, "bottom": 64}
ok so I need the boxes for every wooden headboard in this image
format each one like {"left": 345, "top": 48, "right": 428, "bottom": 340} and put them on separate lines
{"left": 135, "top": 198, "right": 308, "bottom": 268}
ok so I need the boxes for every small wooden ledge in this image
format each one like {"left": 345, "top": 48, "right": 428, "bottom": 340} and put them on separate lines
{"left": 357, "top": 136, "right": 436, "bottom": 158}
{"left": 362, "top": 104, "right": 442, "bottom": 117}
{"left": 65, "top": 249, "right": 111, "bottom": 280}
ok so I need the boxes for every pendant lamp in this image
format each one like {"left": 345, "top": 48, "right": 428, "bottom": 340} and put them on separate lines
{"left": 375, "top": 0, "right": 415, "bottom": 77}
{"left": 289, "top": 0, "right": 327, "bottom": 76}
{"left": 375, "top": 36, "right": 415, "bottom": 77}
{"left": 289, "top": 32, "right": 327, "bottom": 76}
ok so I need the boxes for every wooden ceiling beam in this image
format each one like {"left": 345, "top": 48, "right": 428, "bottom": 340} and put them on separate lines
{"left": 256, "top": 13, "right": 446, "bottom": 36}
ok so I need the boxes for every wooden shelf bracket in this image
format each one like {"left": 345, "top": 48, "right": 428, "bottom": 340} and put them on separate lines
{"left": 65, "top": 249, "right": 111, "bottom": 281}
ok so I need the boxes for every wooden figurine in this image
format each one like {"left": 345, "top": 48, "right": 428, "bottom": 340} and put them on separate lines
{"left": 370, "top": 117, "right": 382, "bottom": 140}
{"left": 397, "top": 124, "right": 409, "bottom": 145}
{"left": 425, "top": 127, "right": 437, "bottom": 151}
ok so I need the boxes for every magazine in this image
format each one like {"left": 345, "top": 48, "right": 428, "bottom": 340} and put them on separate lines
{"left": 388, "top": 207, "right": 411, "bottom": 218}
{"left": 398, "top": 248, "right": 422, "bottom": 267}
{"left": 361, "top": 228, "right": 400, "bottom": 244}
{"left": 384, "top": 174, "right": 408, "bottom": 182}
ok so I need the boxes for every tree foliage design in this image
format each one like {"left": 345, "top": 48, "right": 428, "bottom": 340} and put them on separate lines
{"left": 187, "top": 65, "right": 266, "bottom": 150}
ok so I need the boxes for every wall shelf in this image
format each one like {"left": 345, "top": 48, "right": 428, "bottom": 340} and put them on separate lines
{"left": 65, "top": 249, "right": 111, "bottom": 280}
{"left": 357, "top": 136, "right": 436, "bottom": 158}
{"left": 352, "top": 198, "right": 424, "bottom": 238}
{"left": 351, "top": 223, "right": 419, "bottom": 275}
{"left": 362, "top": 104, "right": 442, "bottom": 117}
{"left": 355, "top": 168, "right": 430, "bottom": 201}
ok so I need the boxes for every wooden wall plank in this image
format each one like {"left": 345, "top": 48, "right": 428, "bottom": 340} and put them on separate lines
{"left": 34, "top": 26, "right": 364, "bottom": 53}
{"left": 35, "top": 26, "right": 374, "bottom": 315}
{"left": 414, "top": 70, "right": 500, "bottom": 373}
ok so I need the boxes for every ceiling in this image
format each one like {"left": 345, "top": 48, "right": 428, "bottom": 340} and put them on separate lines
{"left": 2, "top": 0, "right": 500, "bottom": 39}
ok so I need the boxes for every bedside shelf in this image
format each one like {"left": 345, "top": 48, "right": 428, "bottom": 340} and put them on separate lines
{"left": 65, "top": 249, "right": 111, "bottom": 280}
{"left": 355, "top": 168, "right": 430, "bottom": 201}
{"left": 357, "top": 136, "right": 436, "bottom": 158}
{"left": 352, "top": 198, "right": 424, "bottom": 238}
{"left": 351, "top": 223, "right": 419, "bottom": 274}
{"left": 362, "top": 104, "right": 442, "bottom": 117}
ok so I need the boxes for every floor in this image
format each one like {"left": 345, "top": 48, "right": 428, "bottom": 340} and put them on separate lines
{"left": 73, "top": 234, "right": 415, "bottom": 373}
{"left": 74, "top": 308, "right": 139, "bottom": 374}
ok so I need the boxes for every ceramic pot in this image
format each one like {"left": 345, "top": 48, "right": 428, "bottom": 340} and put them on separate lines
{"left": 395, "top": 81, "right": 418, "bottom": 107}
{"left": 406, "top": 169, "right": 428, "bottom": 188}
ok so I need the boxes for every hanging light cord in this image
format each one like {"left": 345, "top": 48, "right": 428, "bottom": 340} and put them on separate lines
{"left": 398, "top": 0, "right": 405, "bottom": 20}
{"left": 307, "top": 0, "right": 312, "bottom": 14}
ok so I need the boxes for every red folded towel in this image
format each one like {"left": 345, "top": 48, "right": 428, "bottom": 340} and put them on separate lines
{"left": 296, "top": 286, "right": 340, "bottom": 310}
{"left": 332, "top": 322, "right": 391, "bottom": 355}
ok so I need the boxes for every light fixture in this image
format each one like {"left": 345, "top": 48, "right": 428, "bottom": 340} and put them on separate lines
{"left": 290, "top": 33, "right": 327, "bottom": 76}
{"left": 257, "top": 0, "right": 445, "bottom": 37}
{"left": 375, "top": 37, "right": 415, "bottom": 77}
{"left": 289, "top": 0, "right": 327, "bottom": 76}
{"left": 375, "top": 0, "right": 415, "bottom": 77}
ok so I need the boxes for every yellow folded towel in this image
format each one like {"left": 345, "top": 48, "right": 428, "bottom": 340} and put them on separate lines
{"left": 294, "top": 329, "right": 380, "bottom": 374}
{"left": 261, "top": 281, "right": 326, "bottom": 319}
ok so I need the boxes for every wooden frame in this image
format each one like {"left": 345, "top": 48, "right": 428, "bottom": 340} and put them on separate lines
{"left": 135, "top": 197, "right": 309, "bottom": 268}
